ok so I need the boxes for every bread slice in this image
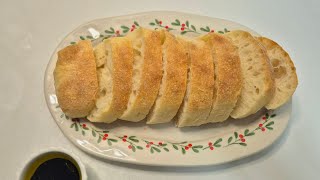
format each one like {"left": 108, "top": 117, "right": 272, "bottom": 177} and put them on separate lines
{"left": 88, "top": 37, "right": 133, "bottom": 123}
{"left": 146, "top": 30, "right": 188, "bottom": 124}
{"left": 257, "top": 37, "right": 298, "bottom": 109}
{"left": 201, "top": 33, "right": 242, "bottom": 123}
{"left": 225, "top": 30, "right": 275, "bottom": 118}
{"left": 54, "top": 40, "right": 99, "bottom": 118}
{"left": 120, "top": 28, "right": 163, "bottom": 121}
{"left": 175, "top": 37, "right": 215, "bottom": 127}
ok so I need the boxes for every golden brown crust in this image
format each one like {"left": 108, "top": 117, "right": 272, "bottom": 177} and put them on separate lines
{"left": 120, "top": 28, "right": 163, "bottom": 121}
{"left": 201, "top": 33, "right": 242, "bottom": 123}
{"left": 176, "top": 38, "right": 215, "bottom": 127}
{"left": 257, "top": 37, "right": 298, "bottom": 109}
{"left": 54, "top": 40, "right": 99, "bottom": 118}
{"left": 147, "top": 30, "right": 188, "bottom": 124}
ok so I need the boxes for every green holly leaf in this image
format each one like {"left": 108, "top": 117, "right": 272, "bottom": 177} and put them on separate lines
{"left": 130, "top": 139, "right": 139, "bottom": 143}
{"left": 171, "top": 22, "right": 180, "bottom": 26}
{"left": 107, "top": 139, "right": 112, "bottom": 146}
{"left": 83, "top": 127, "right": 89, "bottom": 130}
{"left": 175, "top": 19, "right": 180, "bottom": 25}
{"left": 163, "top": 147, "right": 169, "bottom": 152}
{"left": 266, "top": 126, "right": 273, "bottom": 130}
{"left": 214, "top": 138, "right": 222, "bottom": 146}
{"left": 110, "top": 27, "right": 115, "bottom": 32}
{"left": 173, "top": 144, "right": 178, "bottom": 150}
{"left": 82, "top": 130, "right": 85, "bottom": 136}
{"left": 60, "top": 114, "right": 64, "bottom": 118}
{"left": 150, "top": 147, "right": 154, "bottom": 154}
{"left": 75, "top": 123, "right": 79, "bottom": 131}
{"left": 200, "top": 27, "right": 209, "bottom": 32}
{"left": 193, "top": 145, "right": 203, "bottom": 148}
{"left": 70, "top": 123, "right": 75, "bottom": 128}
{"left": 167, "top": 28, "right": 174, "bottom": 31}
{"left": 155, "top": 19, "right": 160, "bottom": 24}
{"left": 100, "top": 34, "right": 104, "bottom": 37}
{"left": 65, "top": 116, "right": 69, "bottom": 120}
{"left": 109, "top": 139, "right": 117, "bottom": 142}
{"left": 121, "top": 25, "right": 129, "bottom": 30}
{"left": 134, "top": 21, "right": 139, "bottom": 26}
{"left": 161, "top": 144, "right": 167, "bottom": 147}
{"left": 186, "top": 20, "right": 189, "bottom": 27}
{"left": 105, "top": 28, "right": 115, "bottom": 34}
{"left": 152, "top": 147, "right": 161, "bottom": 153}
{"left": 97, "top": 136, "right": 101, "bottom": 143}
{"left": 271, "top": 114, "right": 276, "bottom": 118}
{"left": 182, "top": 147, "right": 186, "bottom": 154}
{"left": 266, "top": 121, "right": 274, "bottom": 127}
{"left": 246, "top": 132, "right": 255, "bottom": 136}
{"left": 218, "top": 31, "right": 224, "bottom": 34}
{"left": 192, "top": 147, "right": 199, "bottom": 153}
{"left": 239, "top": 143, "right": 247, "bottom": 146}
{"left": 234, "top": 132, "right": 238, "bottom": 139}
{"left": 228, "top": 137, "right": 233, "bottom": 144}
{"left": 132, "top": 146, "right": 136, "bottom": 152}
{"left": 102, "top": 130, "right": 109, "bottom": 133}
{"left": 149, "top": 22, "right": 156, "bottom": 26}
{"left": 180, "top": 31, "right": 188, "bottom": 35}
{"left": 214, "top": 144, "right": 221, "bottom": 148}
{"left": 123, "top": 29, "right": 129, "bottom": 33}
{"left": 266, "top": 113, "right": 270, "bottom": 118}
{"left": 86, "top": 35, "right": 93, "bottom": 39}
{"left": 92, "top": 130, "right": 96, "bottom": 137}
{"left": 244, "top": 129, "right": 250, "bottom": 136}
{"left": 70, "top": 42, "right": 76, "bottom": 45}
{"left": 191, "top": 25, "right": 196, "bottom": 31}
{"left": 80, "top": 36, "right": 85, "bottom": 40}
{"left": 224, "top": 28, "right": 230, "bottom": 33}
{"left": 136, "top": 146, "right": 143, "bottom": 150}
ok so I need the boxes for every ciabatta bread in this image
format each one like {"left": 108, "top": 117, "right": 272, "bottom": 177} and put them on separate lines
{"left": 120, "top": 28, "right": 163, "bottom": 121}
{"left": 202, "top": 33, "right": 242, "bottom": 123}
{"left": 225, "top": 30, "right": 275, "bottom": 118}
{"left": 257, "top": 37, "right": 298, "bottom": 109}
{"left": 54, "top": 40, "right": 99, "bottom": 118}
{"left": 175, "top": 37, "right": 215, "bottom": 127}
{"left": 88, "top": 37, "right": 133, "bottom": 123}
{"left": 146, "top": 30, "right": 188, "bottom": 124}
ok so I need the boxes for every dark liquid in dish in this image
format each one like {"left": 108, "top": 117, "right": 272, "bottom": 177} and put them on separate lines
{"left": 31, "top": 158, "right": 80, "bottom": 180}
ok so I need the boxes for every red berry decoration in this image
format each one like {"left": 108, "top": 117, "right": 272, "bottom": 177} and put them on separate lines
{"left": 210, "top": 147, "right": 214, "bottom": 150}
{"left": 188, "top": 143, "right": 192, "bottom": 147}
{"left": 158, "top": 142, "right": 163, "bottom": 146}
{"left": 123, "top": 135, "right": 127, "bottom": 138}
{"left": 211, "top": 29, "right": 214, "bottom": 32}
{"left": 122, "top": 139, "right": 126, "bottom": 142}
{"left": 102, "top": 137, "right": 107, "bottom": 141}
{"left": 262, "top": 116, "right": 267, "bottom": 120}
{"left": 128, "top": 145, "right": 132, "bottom": 149}
{"left": 259, "top": 124, "right": 263, "bottom": 127}
{"left": 185, "top": 146, "right": 189, "bottom": 150}
{"left": 104, "top": 134, "right": 108, "bottom": 137}
{"left": 116, "top": 30, "right": 120, "bottom": 34}
{"left": 132, "top": 24, "right": 136, "bottom": 28}
{"left": 150, "top": 142, "right": 153, "bottom": 145}
{"left": 262, "top": 128, "right": 266, "bottom": 132}
{"left": 159, "top": 21, "right": 162, "bottom": 25}
{"left": 82, "top": 124, "right": 86, "bottom": 128}
{"left": 208, "top": 142, "right": 213, "bottom": 146}
{"left": 130, "top": 28, "right": 134, "bottom": 32}
{"left": 239, "top": 134, "right": 244, "bottom": 139}
{"left": 182, "top": 23, "right": 185, "bottom": 27}
{"left": 241, "top": 138, "right": 246, "bottom": 142}
{"left": 181, "top": 27, "right": 185, "bottom": 31}
{"left": 146, "top": 144, "right": 150, "bottom": 148}
{"left": 165, "top": 26, "right": 169, "bottom": 29}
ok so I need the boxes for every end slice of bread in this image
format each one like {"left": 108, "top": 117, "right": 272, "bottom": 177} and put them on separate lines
{"left": 225, "top": 30, "right": 275, "bottom": 118}
{"left": 201, "top": 33, "right": 242, "bottom": 123}
{"left": 175, "top": 37, "right": 215, "bottom": 127}
{"left": 120, "top": 28, "right": 163, "bottom": 121}
{"left": 88, "top": 37, "right": 134, "bottom": 123}
{"left": 257, "top": 37, "right": 298, "bottom": 109}
{"left": 146, "top": 30, "right": 188, "bottom": 124}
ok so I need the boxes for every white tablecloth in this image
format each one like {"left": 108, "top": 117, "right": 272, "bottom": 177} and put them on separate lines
{"left": 1, "top": 0, "right": 319, "bottom": 179}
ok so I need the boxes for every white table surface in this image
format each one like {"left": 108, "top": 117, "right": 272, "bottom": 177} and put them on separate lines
{"left": 1, "top": 0, "right": 319, "bottom": 179}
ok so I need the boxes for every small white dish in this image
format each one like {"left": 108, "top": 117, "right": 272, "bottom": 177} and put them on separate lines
{"left": 19, "top": 148, "right": 87, "bottom": 180}
{"left": 44, "top": 11, "right": 291, "bottom": 166}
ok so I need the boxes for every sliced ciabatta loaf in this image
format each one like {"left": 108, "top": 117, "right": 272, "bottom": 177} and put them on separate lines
{"left": 88, "top": 37, "right": 133, "bottom": 123}
{"left": 146, "top": 30, "right": 188, "bottom": 124}
{"left": 225, "top": 30, "right": 275, "bottom": 118}
{"left": 54, "top": 40, "right": 99, "bottom": 118}
{"left": 175, "top": 37, "right": 215, "bottom": 127}
{"left": 257, "top": 37, "right": 298, "bottom": 109}
{"left": 201, "top": 33, "right": 242, "bottom": 123}
{"left": 120, "top": 28, "right": 163, "bottom": 121}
